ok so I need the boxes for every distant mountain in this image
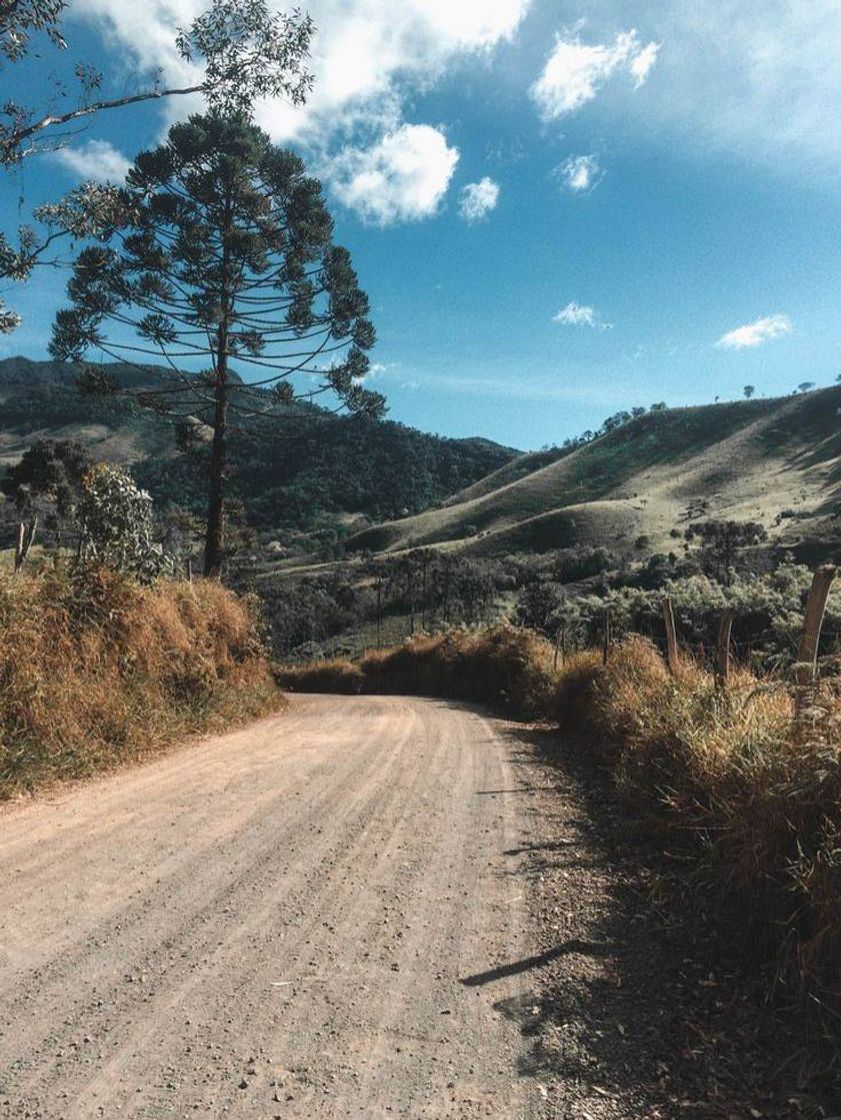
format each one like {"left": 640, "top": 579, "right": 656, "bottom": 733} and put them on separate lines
{"left": 0, "top": 357, "right": 519, "bottom": 540}
{"left": 346, "top": 389, "right": 841, "bottom": 563}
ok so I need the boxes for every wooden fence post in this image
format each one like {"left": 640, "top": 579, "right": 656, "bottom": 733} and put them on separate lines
{"left": 553, "top": 619, "right": 566, "bottom": 673}
{"left": 376, "top": 577, "right": 383, "bottom": 649}
{"left": 13, "top": 516, "right": 37, "bottom": 575}
{"left": 13, "top": 522, "right": 24, "bottom": 573}
{"left": 602, "top": 607, "right": 611, "bottom": 665}
{"left": 715, "top": 608, "right": 734, "bottom": 689}
{"left": 661, "top": 596, "right": 679, "bottom": 674}
{"left": 794, "top": 564, "right": 836, "bottom": 727}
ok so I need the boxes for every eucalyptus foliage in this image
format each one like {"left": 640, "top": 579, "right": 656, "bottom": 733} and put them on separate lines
{"left": 77, "top": 464, "right": 169, "bottom": 583}
{"left": 0, "top": 0, "right": 314, "bottom": 333}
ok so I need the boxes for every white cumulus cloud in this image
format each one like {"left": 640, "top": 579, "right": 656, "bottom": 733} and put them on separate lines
{"left": 69, "top": 1, "right": 532, "bottom": 223}
{"left": 330, "top": 123, "right": 459, "bottom": 226}
{"left": 53, "top": 139, "right": 131, "bottom": 183}
{"left": 716, "top": 315, "right": 792, "bottom": 350}
{"left": 553, "top": 301, "right": 610, "bottom": 329}
{"left": 532, "top": 28, "right": 660, "bottom": 120}
{"left": 557, "top": 153, "right": 602, "bottom": 193}
{"left": 459, "top": 177, "right": 500, "bottom": 222}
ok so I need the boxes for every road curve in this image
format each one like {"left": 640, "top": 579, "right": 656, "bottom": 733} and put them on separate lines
{"left": 0, "top": 695, "right": 539, "bottom": 1119}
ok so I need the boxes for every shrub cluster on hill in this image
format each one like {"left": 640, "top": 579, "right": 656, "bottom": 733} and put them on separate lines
{"left": 259, "top": 534, "right": 839, "bottom": 673}
{"left": 262, "top": 549, "right": 502, "bottom": 657}
{"left": 515, "top": 561, "right": 841, "bottom": 671}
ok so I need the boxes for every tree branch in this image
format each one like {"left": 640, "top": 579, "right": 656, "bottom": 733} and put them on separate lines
{"left": 6, "top": 83, "right": 204, "bottom": 164}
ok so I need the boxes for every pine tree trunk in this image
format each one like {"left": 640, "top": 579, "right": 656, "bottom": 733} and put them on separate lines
{"left": 203, "top": 195, "right": 233, "bottom": 580}
{"left": 204, "top": 358, "right": 228, "bottom": 578}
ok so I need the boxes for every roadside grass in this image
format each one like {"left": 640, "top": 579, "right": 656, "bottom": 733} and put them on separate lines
{"left": 278, "top": 624, "right": 841, "bottom": 1043}
{"left": 278, "top": 625, "right": 554, "bottom": 717}
{"left": 0, "top": 567, "right": 282, "bottom": 798}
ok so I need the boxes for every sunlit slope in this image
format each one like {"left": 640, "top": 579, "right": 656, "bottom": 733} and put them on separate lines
{"left": 347, "top": 389, "right": 841, "bottom": 557}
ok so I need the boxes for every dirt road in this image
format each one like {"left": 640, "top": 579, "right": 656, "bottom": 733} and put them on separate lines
{"left": 0, "top": 695, "right": 544, "bottom": 1119}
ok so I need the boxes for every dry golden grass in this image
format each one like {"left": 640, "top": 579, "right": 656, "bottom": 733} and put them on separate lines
{"left": 281, "top": 626, "right": 841, "bottom": 1029}
{"left": 556, "top": 638, "right": 841, "bottom": 1026}
{"left": 0, "top": 568, "right": 282, "bottom": 797}
{"left": 277, "top": 623, "right": 555, "bottom": 717}
{"left": 277, "top": 657, "right": 364, "bottom": 694}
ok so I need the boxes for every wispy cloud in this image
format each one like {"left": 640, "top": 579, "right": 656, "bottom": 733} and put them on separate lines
{"left": 589, "top": 2, "right": 841, "bottom": 169}
{"left": 629, "top": 40, "right": 660, "bottom": 87}
{"left": 532, "top": 28, "right": 660, "bottom": 120}
{"left": 716, "top": 314, "right": 792, "bottom": 350}
{"left": 459, "top": 177, "right": 500, "bottom": 223}
{"left": 330, "top": 124, "right": 459, "bottom": 225}
{"left": 553, "top": 301, "right": 611, "bottom": 329}
{"left": 403, "top": 372, "right": 625, "bottom": 406}
{"left": 53, "top": 139, "right": 131, "bottom": 183}
{"left": 366, "top": 362, "right": 398, "bottom": 379}
{"left": 557, "top": 153, "right": 602, "bottom": 193}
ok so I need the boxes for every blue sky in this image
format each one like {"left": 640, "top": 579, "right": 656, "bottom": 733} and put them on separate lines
{"left": 4, "top": 1, "right": 841, "bottom": 450}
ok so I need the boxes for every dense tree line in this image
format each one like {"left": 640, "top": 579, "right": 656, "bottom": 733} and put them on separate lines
{"left": 0, "top": 359, "right": 514, "bottom": 541}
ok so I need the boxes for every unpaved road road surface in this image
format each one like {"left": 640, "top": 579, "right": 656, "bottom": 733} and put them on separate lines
{"left": 0, "top": 695, "right": 544, "bottom": 1119}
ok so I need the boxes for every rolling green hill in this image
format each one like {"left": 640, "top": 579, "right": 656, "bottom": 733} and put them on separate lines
{"left": 0, "top": 357, "right": 518, "bottom": 543}
{"left": 5, "top": 357, "right": 839, "bottom": 566}
{"left": 345, "top": 389, "right": 841, "bottom": 561}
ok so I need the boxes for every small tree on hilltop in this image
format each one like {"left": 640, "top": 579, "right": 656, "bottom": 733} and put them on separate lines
{"left": 743, "top": 384, "right": 755, "bottom": 399}
{"left": 50, "top": 113, "right": 384, "bottom": 577}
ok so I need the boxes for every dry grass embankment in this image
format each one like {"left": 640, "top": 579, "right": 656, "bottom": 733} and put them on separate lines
{"left": 0, "top": 568, "right": 282, "bottom": 797}
{"left": 277, "top": 625, "right": 555, "bottom": 717}
{"left": 279, "top": 625, "right": 841, "bottom": 1034}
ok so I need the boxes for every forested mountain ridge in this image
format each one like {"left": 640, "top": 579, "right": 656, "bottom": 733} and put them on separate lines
{"left": 0, "top": 357, "right": 518, "bottom": 541}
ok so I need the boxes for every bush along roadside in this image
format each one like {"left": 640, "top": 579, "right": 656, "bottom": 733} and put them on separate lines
{"left": 277, "top": 612, "right": 841, "bottom": 1051}
{"left": 0, "top": 566, "right": 283, "bottom": 798}
{"left": 277, "top": 624, "right": 555, "bottom": 717}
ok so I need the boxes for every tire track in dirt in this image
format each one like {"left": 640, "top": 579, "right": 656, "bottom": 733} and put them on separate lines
{"left": 0, "top": 696, "right": 541, "bottom": 1119}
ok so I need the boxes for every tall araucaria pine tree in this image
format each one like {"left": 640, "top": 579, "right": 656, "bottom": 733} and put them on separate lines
{"left": 50, "top": 113, "right": 384, "bottom": 577}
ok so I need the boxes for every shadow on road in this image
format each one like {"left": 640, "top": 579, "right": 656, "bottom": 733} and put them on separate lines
{"left": 460, "top": 941, "right": 614, "bottom": 988}
{"left": 488, "top": 722, "right": 836, "bottom": 1120}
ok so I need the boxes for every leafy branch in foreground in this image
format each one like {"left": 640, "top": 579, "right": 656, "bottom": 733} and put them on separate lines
{"left": 0, "top": 0, "right": 314, "bottom": 332}
{"left": 0, "top": 0, "right": 314, "bottom": 166}
{"left": 50, "top": 112, "right": 384, "bottom": 578}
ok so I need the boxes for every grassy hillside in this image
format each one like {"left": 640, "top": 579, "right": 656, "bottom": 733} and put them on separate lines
{"left": 0, "top": 568, "right": 280, "bottom": 797}
{"left": 346, "top": 390, "right": 841, "bottom": 559}
{"left": 0, "top": 357, "right": 517, "bottom": 542}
